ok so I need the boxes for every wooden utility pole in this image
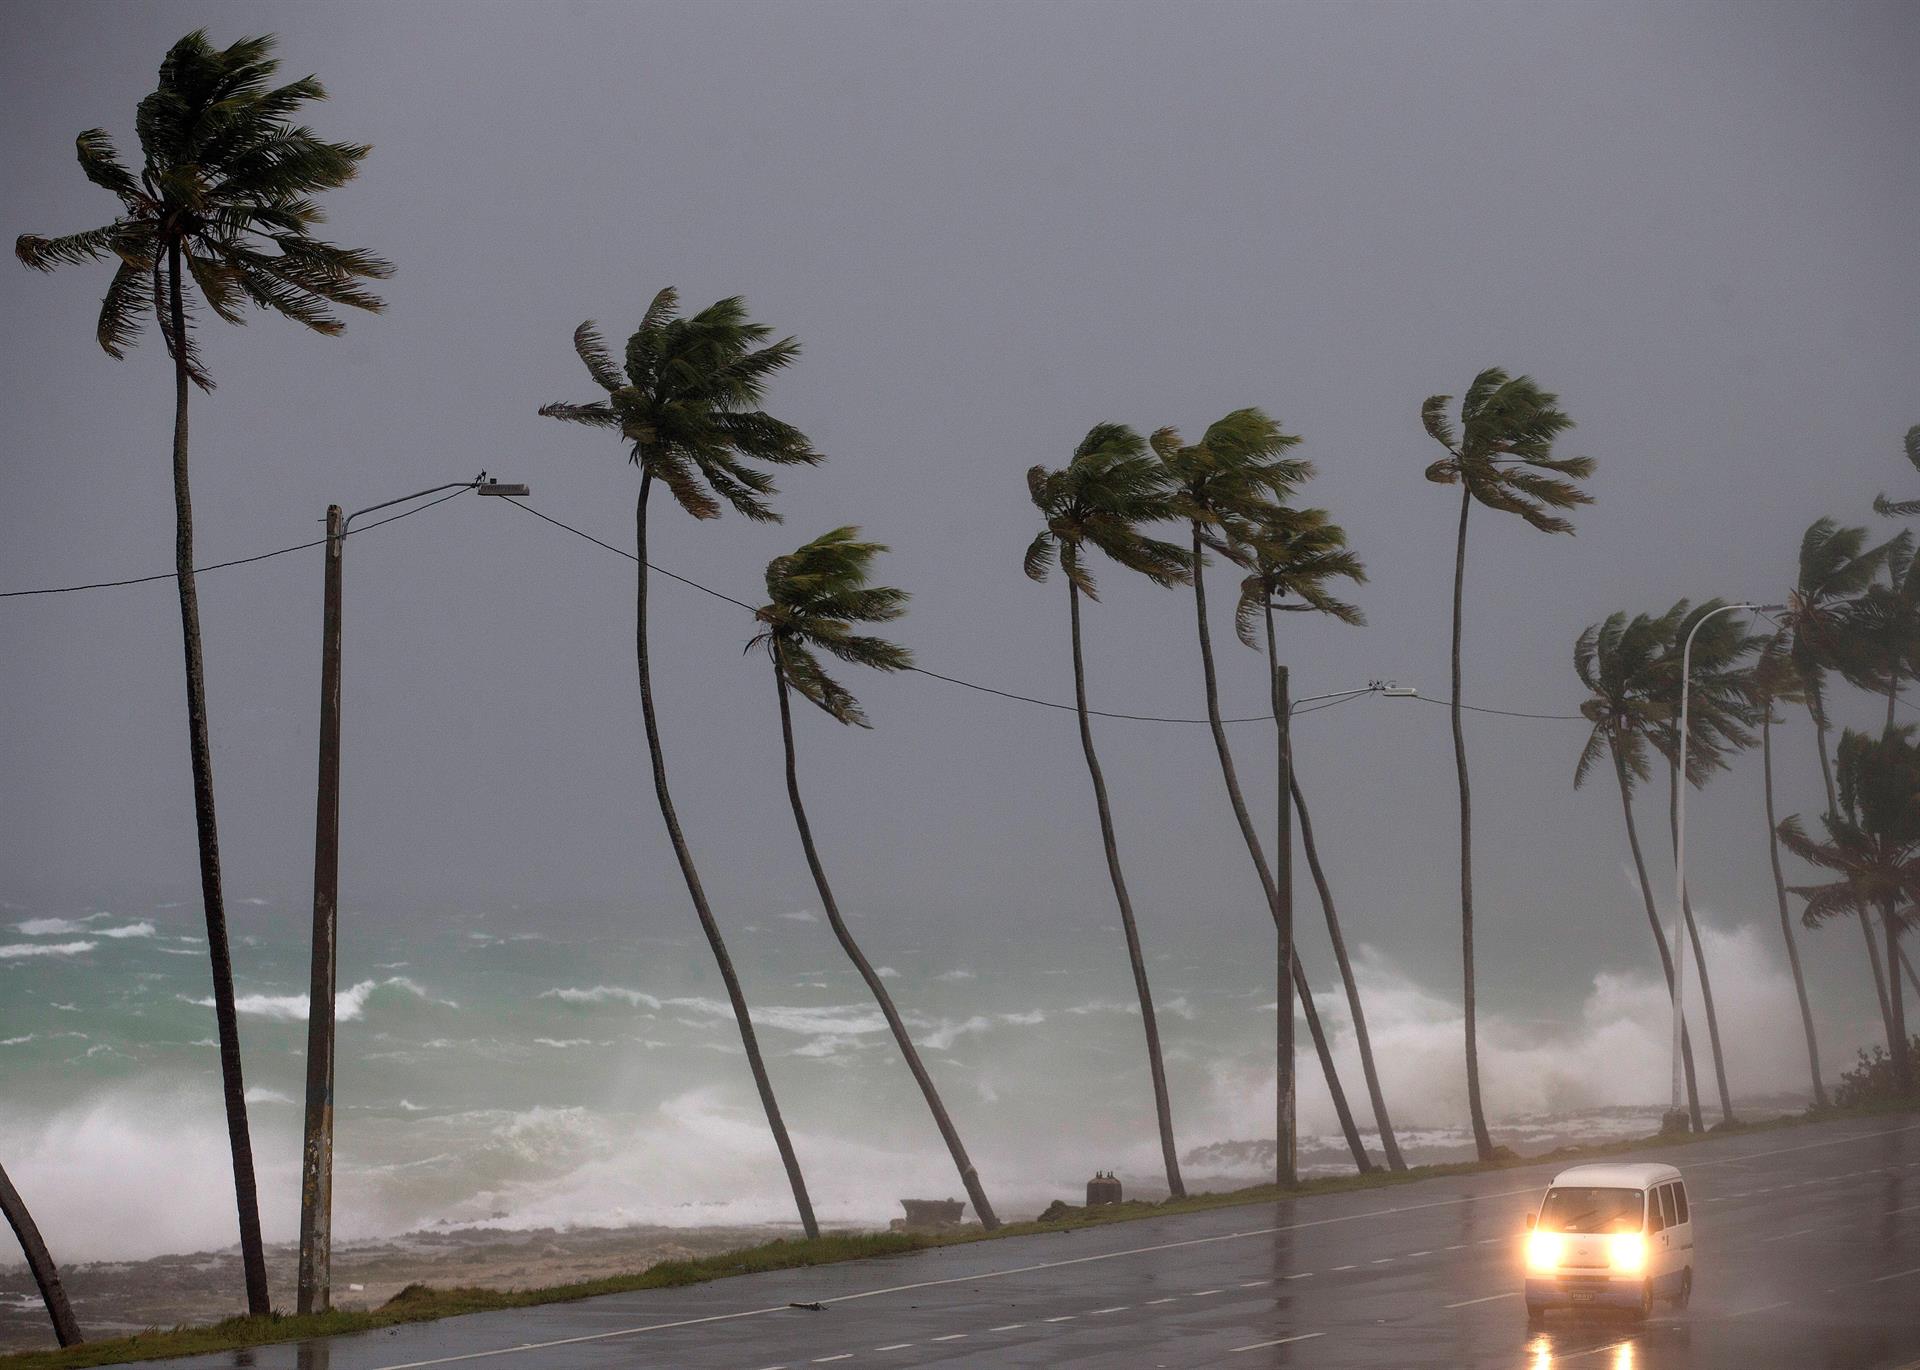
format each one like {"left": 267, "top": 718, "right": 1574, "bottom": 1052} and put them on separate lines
{"left": 298, "top": 504, "right": 345, "bottom": 1315}
{"left": 1274, "top": 663, "right": 1297, "bottom": 1188}
{"left": 0, "top": 1158, "right": 82, "bottom": 1346}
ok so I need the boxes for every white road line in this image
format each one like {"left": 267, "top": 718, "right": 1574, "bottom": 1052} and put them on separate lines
{"left": 1285, "top": 1272, "right": 1314, "bottom": 1280}
{"left": 1043, "top": 1314, "right": 1077, "bottom": 1322}
{"left": 812, "top": 1357, "right": 852, "bottom": 1365}
{"left": 1231, "top": 1332, "right": 1325, "bottom": 1352}
{"left": 1729, "top": 1300, "right": 1790, "bottom": 1317}
{"left": 1891, "top": 1203, "right": 1920, "bottom": 1215}
{"left": 1089, "top": 1305, "right": 1130, "bottom": 1314}
{"left": 1191, "top": 1289, "right": 1222, "bottom": 1296}
{"left": 1146, "top": 1296, "right": 1179, "bottom": 1304}
{"left": 930, "top": 1333, "right": 968, "bottom": 1341}
{"left": 360, "top": 1121, "right": 1920, "bottom": 1370}
{"left": 1871, "top": 1265, "right": 1920, "bottom": 1284}
{"left": 988, "top": 1324, "right": 1025, "bottom": 1332}
{"left": 1371, "top": 1257, "right": 1394, "bottom": 1264}
{"left": 1762, "top": 1227, "right": 1815, "bottom": 1242}
{"left": 1445, "top": 1291, "right": 1520, "bottom": 1308}
{"left": 1407, "top": 1250, "right": 1431, "bottom": 1257}
{"left": 1556, "top": 1339, "right": 1640, "bottom": 1363}
{"left": 1239, "top": 1279, "right": 1271, "bottom": 1287}
{"left": 874, "top": 1344, "right": 914, "bottom": 1352}
{"left": 1332, "top": 1264, "right": 1358, "bottom": 1271}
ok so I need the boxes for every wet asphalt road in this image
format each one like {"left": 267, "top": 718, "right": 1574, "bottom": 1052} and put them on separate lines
{"left": 175, "top": 1114, "right": 1920, "bottom": 1370}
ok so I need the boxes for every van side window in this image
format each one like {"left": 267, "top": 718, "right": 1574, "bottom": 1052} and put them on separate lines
{"left": 1647, "top": 1189, "right": 1665, "bottom": 1232}
{"left": 1673, "top": 1183, "right": 1689, "bottom": 1224}
{"left": 1658, "top": 1184, "right": 1677, "bottom": 1229}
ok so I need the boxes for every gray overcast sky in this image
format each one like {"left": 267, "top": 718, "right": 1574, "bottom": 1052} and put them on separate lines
{"left": 2, "top": 0, "right": 1916, "bottom": 1017}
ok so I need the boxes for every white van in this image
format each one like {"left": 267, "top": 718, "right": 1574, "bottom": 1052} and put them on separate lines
{"left": 1522, "top": 1162, "right": 1693, "bottom": 1321}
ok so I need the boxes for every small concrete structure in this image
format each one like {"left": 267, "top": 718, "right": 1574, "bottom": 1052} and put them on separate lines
{"left": 890, "top": 1198, "right": 967, "bottom": 1232}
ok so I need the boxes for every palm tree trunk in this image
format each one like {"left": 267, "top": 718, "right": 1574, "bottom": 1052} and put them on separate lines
{"left": 773, "top": 663, "right": 1000, "bottom": 1228}
{"left": 0, "top": 1159, "right": 82, "bottom": 1347}
{"left": 1188, "top": 528, "right": 1373, "bottom": 1173}
{"left": 1448, "top": 490, "right": 1496, "bottom": 1161}
{"left": 634, "top": 472, "right": 817, "bottom": 1239}
{"left": 1609, "top": 749, "right": 1704, "bottom": 1131}
{"left": 1269, "top": 622, "right": 1405, "bottom": 1172}
{"left": 1762, "top": 712, "right": 1828, "bottom": 1107}
{"left": 166, "top": 242, "right": 270, "bottom": 1316}
{"left": 1884, "top": 902, "right": 1911, "bottom": 1094}
{"left": 1263, "top": 620, "right": 1296, "bottom": 1187}
{"left": 1666, "top": 763, "right": 1736, "bottom": 1125}
{"left": 1067, "top": 582, "right": 1185, "bottom": 1198}
{"left": 1807, "top": 692, "right": 1893, "bottom": 1030}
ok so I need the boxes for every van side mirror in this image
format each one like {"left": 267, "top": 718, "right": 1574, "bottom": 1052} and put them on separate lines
{"left": 1524, "top": 1213, "right": 1536, "bottom": 1231}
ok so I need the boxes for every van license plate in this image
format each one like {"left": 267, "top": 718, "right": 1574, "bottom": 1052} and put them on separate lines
{"left": 1570, "top": 1291, "right": 1596, "bottom": 1303}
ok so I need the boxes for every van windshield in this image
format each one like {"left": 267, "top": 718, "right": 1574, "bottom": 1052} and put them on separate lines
{"left": 1537, "top": 1186, "right": 1644, "bottom": 1233}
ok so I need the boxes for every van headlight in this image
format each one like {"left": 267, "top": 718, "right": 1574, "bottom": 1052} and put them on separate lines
{"left": 1525, "top": 1230, "right": 1564, "bottom": 1273}
{"left": 1607, "top": 1233, "right": 1649, "bottom": 1274}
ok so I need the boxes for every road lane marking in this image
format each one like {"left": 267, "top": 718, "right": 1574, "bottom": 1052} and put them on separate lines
{"left": 1332, "top": 1264, "right": 1358, "bottom": 1271}
{"left": 931, "top": 1333, "right": 967, "bottom": 1341}
{"left": 1239, "top": 1279, "right": 1270, "bottom": 1287}
{"left": 1285, "top": 1272, "right": 1314, "bottom": 1279}
{"left": 1043, "top": 1315, "right": 1077, "bottom": 1322}
{"left": 1730, "top": 1300, "right": 1790, "bottom": 1316}
{"left": 988, "top": 1324, "right": 1025, "bottom": 1332}
{"left": 1089, "top": 1305, "right": 1130, "bottom": 1314}
{"left": 1231, "top": 1332, "right": 1325, "bottom": 1352}
{"left": 1871, "top": 1265, "right": 1920, "bottom": 1283}
{"left": 1407, "top": 1250, "right": 1431, "bottom": 1257}
{"left": 1146, "top": 1297, "right": 1179, "bottom": 1304}
{"left": 812, "top": 1358, "right": 851, "bottom": 1365}
{"left": 1445, "top": 1291, "right": 1519, "bottom": 1308}
{"left": 1891, "top": 1203, "right": 1920, "bottom": 1215}
{"left": 1762, "top": 1227, "right": 1815, "bottom": 1242}
{"left": 875, "top": 1344, "right": 914, "bottom": 1351}
{"left": 359, "top": 1121, "right": 1920, "bottom": 1370}
{"left": 1371, "top": 1257, "right": 1394, "bottom": 1264}
{"left": 1191, "top": 1289, "right": 1222, "bottom": 1296}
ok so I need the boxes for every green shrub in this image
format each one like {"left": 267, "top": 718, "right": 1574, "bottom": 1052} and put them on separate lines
{"left": 1833, "top": 1036, "right": 1920, "bottom": 1108}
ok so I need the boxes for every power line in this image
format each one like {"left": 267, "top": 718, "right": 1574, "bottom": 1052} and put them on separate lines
{"left": 504, "top": 498, "right": 1581, "bottom": 726}
{"left": 0, "top": 489, "right": 471, "bottom": 599}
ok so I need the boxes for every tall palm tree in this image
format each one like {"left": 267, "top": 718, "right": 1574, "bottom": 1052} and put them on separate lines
{"left": 16, "top": 31, "right": 390, "bottom": 1313}
{"left": 541, "top": 289, "right": 823, "bottom": 1237}
{"left": 1780, "top": 725, "right": 1920, "bottom": 1094}
{"left": 1649, "top": 598, "right": 1764, "bottom": 1126}
{"left": 1228, "top": 507, "right": 1407, "bottom": 1171}
{"left": 752, "top": 528, "right": 1000, "bottom": 1229}
{"left": 1748, "top": 636, "right": 1829, "bottom": 1107}
{"left": 1421, "top": 369, "right": 1593, "bottom": 1160}
{"left": 0, "top": 1159, "right": 82, "bottom": 1347}
{"left": 1153, "top": 410, "right": 1374, "bottom": 1175}
{"left": 1871, "top": 425, "right": 1920, "bottom": 519}
{"left": 1573, "top": 606, "right": 1706, "bottom": 1132}
{"left": 1779, "top": 518, "right": 1900, "bottom": 1031}
{"left": 1025, "top": 424, "right": 1194, "bottom": 1198}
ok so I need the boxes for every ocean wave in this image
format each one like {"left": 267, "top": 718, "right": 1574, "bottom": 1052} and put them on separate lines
{"left": 180, "top": 976, "right": 456, "bottom": 1022}
{"left": 0, "top": 940, "right": 95, "bottom": 959}
{"left": 540, "top": 985, "right": 662, "bottom": 1009}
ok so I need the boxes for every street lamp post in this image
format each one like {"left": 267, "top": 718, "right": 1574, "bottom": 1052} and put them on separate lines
{"left": 296, "top": 476, "right": 527, "bottom": 1316}
{"left": 1274, "top": 681, "right": 1412, "bottom": 1186}
{"left": 1665, "top": 602, "right": 1778, "bottom": 1133}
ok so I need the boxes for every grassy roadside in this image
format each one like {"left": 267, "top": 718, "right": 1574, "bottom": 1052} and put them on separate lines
{"left": 6, "top": 1098, "right": 1914, "bottom": 1369}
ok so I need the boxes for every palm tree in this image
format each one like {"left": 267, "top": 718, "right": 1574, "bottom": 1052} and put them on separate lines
{"left": 1228, "top": 506, "right": 1407, "bottom": 1172}
{"left": 1779, "top": 725, "right": 1920, "bottom": 1094}
{"left": 1871, "top": 425, "right": 1920, "bottom": 518}
{"left": 0, "top": 1159, "right": 82, "bottom": 1347}
{"left": 753, "top": 528, "right": 1001, "bottom": 1229}
{"left": 1748, "top": 636, "right": 1829, "bottom": 1107}
{"left": 16, "top": 31, "right": 391, "bottom": 1313}
{"left": 541, "top": 288, "right": 823, "bottom": 1238}
{"left": 1843, "top": 535, "right": 1919, "bottom": 732}
{"left": 1649, "top": 599, "right": 1764, "bottom": 1126}
{"left": 1153, "top": 410, "right": 1374, "bottom": 1175}
{"left": 1779, "top": 518, "right": 1901, "bottom": 1030}
{"left": 1025, "top": 424, "right": 1194, "bottom": 1198}
{"left": 1421, "top": 369, "right": 1594, "bottom": 1160}
{"left": 1573, "top": 606, "right": 1706, "bottom": 1131}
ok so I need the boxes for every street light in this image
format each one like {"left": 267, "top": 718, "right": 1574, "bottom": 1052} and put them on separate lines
{"left": 297, "top": 475, "right": 527, "bottom": 1316}
{"left": 1665, "top": 602, "right": 1782, "bottom": 1134}
{"left": 1271, "top": 679, "right": 1415, "bottom": 1186}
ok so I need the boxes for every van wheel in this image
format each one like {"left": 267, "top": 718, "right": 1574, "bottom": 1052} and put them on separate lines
{"left": 1674, "top": 1267, "right": 1692, "bottom": 1309}
{"left": 1525, "top": 1301, "right": 1546, "bottom": 1327}
{"left": 1631, "top": 1279, "right": 1654, "bottom": 1321}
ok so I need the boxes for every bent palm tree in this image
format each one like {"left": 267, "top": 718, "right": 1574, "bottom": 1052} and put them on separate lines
{"left": 1748, "top": 637, "right": 1828, "bottom": 1107}
{"left": 1843, "top": 536, "right": 1919, "bottom": 732}
{"left": 1025, "top": 425, "right": 1194, "bottom": 1197}
{"left": 1780, "top": 726, "right": 1920, "bottom": 1094}
{"left": 1154, "top": 410, "right": 1373, "bottom": 1175}
{"left": 1228, "top": 507, "right": 1406, "bottom": 1171}
{"left": 753, "top": 528, "right": 1000, "bottom": 1229}
{"left": 1421, "top": 370, "right": 1593, "bottom": 1159}
{"left": 1872, "top": 426, "right": 1920, "bottom": 519}
{"left": 16, "top": 30, "right": 390, "bottom": 1312}
{"left": 541, "top": 289, "right": 823, "bottom": 1237}
{"left": 0, "top": 1159, "right": 81, "bottom": 1347}
{"left": 1781, "top": 518, "right": 1901, "bottom": 1025}
{"left": 1650, "top": 599, "right": 1763, "bottom": 1126}
{"left": 1573, "top": 607, "right": 1706, "bottom": 1130}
